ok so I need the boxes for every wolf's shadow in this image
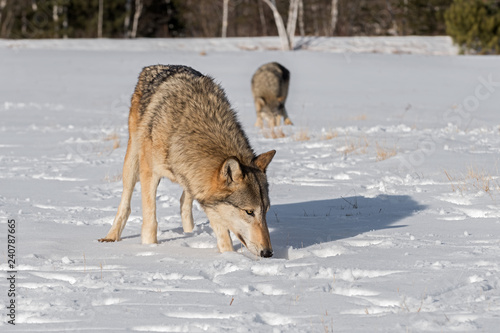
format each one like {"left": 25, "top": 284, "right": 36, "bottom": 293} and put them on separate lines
{"left": 130, "top": 194, "right": 425, "bottom": 258}
{"left": 267, "top": 195, "right": 426, "bottom": 253}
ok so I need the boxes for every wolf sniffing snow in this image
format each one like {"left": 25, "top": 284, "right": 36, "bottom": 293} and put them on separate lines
{"left": 99, "top": 65, "right": 276, "bottom": 258}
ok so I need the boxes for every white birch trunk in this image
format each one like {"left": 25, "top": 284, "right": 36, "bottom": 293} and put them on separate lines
{"left": 298, "top": 0, "right": 304, "bottom": 36}
{"left": 286, "top": 0, "right": 299, "bottom": 46}
{"left": 331, "top": 0, "right": 338, "bottom": 36}
{"left": 222, "top": 0, "right": 229, "bottom": 38}
{"left": 124, "top": 0, "right": 131, "bottom": 38}
{"left": 53, "top": 3, "right": 59, "bottom": 38}
{"left": 63, "top": 5, "right": 68, "bottom": 39}
{"left": 0, "top": 0, "right": 6, "bottom": 27}
{"left": 258, "top": 0, "right": 267, "bottom": 35}
{"left": 262, "top": 0, "right": 290, "bottom": 50}
{"left": 131, "top": 0, "right": 143, "bottom": 39}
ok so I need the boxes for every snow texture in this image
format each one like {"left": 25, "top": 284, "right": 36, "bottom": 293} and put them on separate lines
{"left": 1, "top": 37, "right": 499, "bottom": 332}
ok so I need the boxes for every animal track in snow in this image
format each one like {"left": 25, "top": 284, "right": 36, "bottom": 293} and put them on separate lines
{"left": 132, "top": 325, "right": 191, "bottom": 332}
{"left": 136, "top": 252, "right": 156, "bottom": 256}
{"left": 30, "top": 272, "right": 77, "bottom": 285}
{"left": 164, "top": 311, "right": 241, "bottom": 319}
{"left": 251, "top": 264, "right": 283, "bottom": 276}
{"left": 330, "top": 286, "right": 380, "bottom": 297}
{"left": 91, "top": 298, "right": 126, "bottom": 306}
{"left": 254, "top": 284, "right": 288, "bottom": 296}
{"left": 183, "top": 241, "right": 216, "bottom": 249}
{"left": 336, "top": 268, "right": 403, "bottom": 282}
{"left": 311, "top": 245, "right": 346, "bottom": 258}
{"left": 342, "top": 239, "right": 385, "bottom": 247}
{"left": 255, "top": 312, "right": 294, "bottom": 326}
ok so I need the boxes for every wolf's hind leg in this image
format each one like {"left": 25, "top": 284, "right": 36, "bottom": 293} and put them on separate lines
{"left": 99, "top": 138, "right": 139, "bottom": 242}
{"left": 139, "top": 142, "right": 161, "bottom": 244}
{"left": 180, "top": 191, "right": 194, "bottom": 233}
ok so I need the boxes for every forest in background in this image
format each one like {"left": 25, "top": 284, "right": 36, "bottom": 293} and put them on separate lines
{"left": 2, "top": 0, "right": 499, "bottom": 54}
{"left": 1, "top": 0, "right": 454, "bottom": 39}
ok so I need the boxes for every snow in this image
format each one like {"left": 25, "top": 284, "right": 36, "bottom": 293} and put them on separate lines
{"left": 1, "top": 37, "right": 499, "bottom": 332}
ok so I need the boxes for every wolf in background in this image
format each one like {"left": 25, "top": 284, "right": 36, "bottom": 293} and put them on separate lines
{"left": 251, "top": 62, "right": 293, "bottom": 128}
{"left": 99, "top": 65, "right": 276, "bottom": 258}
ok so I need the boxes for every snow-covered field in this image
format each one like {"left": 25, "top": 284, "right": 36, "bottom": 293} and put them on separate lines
{"left": 1, "top": 37, "right": 499, "bottom": 332}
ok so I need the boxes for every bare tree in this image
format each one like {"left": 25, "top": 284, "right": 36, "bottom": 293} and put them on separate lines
{"left": 98, "top": 0, "right": 103, "bottom": 38}
{"left": 0, "top": 0, "right": 6, "bottom": 29}
{"left": 298, "top": 0, "right": 304, "bottom": 36}
{"left": 124, "top": 0, "right": 131, "bottom": 38}
{"left": 222, "top": 0, "right": 229, "bottom": 38}
{"left": 0, "top": 0, "right": 14, "bottom": 38}
{"left": 258, "top": 0, "right": 267, "bottom": 36}
{"left": 53, "top": 1, "right": 59, "bottom": 38}
{"left": 262, "top": 0, "right": 289, "bottom": 50}
{"left": 330, "top": 0, "right": 338, "bottom": 36}
{"left": 286, "top": 0, "right": 299, "bottom": 45}
{"left": 262, "top": 0, "right": 299, "bottom": 50}
{"left": 131, "top": 0, "right": 143, "bottom": 38}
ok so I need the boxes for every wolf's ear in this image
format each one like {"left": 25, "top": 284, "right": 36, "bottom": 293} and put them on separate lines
{"left": 220, "top": 157, "right": 243, "bottom": 185}
{"left": 253, "top": 150, "right": 276, "bottom": 172}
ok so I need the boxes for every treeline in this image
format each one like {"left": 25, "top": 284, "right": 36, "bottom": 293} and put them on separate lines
{"left": 1, "top": 0, "right": 454, "bottom": 39}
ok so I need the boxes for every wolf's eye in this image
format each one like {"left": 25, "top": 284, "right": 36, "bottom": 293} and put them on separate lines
{"left": 245, "top": 210, "right": 254, "bottom": 216}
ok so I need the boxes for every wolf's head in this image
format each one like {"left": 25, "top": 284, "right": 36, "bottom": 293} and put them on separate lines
{"left": 256, "top": 97, "right": 285, "bottom": 123}
{"left": 203, "top": 150, "right": 276, "bottom": 258}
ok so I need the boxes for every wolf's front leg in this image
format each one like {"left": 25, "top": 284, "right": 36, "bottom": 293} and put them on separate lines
{"left": 180, "top": 191, "right": 194, "bottom": 233}
{"left": 255, "top": 114, "right": 264, "bottom": 128}
{"left": 282, "top": 107, "right": 293, "bottom": 125}
{"left": 209, "top": 221, "right": 234, "bottom": 253}
{"left": 99, "top": 137, "right": 139, "bottom": 242}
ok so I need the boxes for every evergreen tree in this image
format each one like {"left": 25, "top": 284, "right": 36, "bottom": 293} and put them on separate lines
{"left": 445, "top": 0, "right": 500, "bottom": 54}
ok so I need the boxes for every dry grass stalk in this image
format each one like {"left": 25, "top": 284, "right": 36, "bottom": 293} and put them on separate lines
{"left": 294, "top": 128, "right": 310, "bottom": 141}
{"left": 104, "top": 132, "right": 121, "bottom": 150}
{"left": 353, "top": 114, "right": 367, "bottom": 121}
{"left": 375, "top": 143, "right": 397, "bottom": 161}
{"left": 444, "top": 167, "right": 497, "bottom": 195}
{"left": 103, "top": 172, "right": 123, "bottom": 183}
{"left": 321, "top": 129, "right": 338, "bottom": 141}
{"left": 262, "top": 126, "right": 286, "bottom": 139}
{"left": 341, "top": 136, "right": 368, "bottom": 155}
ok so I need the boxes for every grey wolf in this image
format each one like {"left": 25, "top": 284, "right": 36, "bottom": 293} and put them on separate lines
{"left": 99, "top": 65, "right": 276, "bottom": 258}
{"left": 251, "top": 62, "right": 292, "bottom": 128}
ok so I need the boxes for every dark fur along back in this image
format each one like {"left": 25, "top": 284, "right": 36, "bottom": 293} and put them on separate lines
{"left": 135, "top": 65, "right": 203, "bottom": 117}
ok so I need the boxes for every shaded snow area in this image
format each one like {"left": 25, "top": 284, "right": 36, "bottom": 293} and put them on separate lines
{"left": 1, "top": 38, "right": 499, "bottom": 332}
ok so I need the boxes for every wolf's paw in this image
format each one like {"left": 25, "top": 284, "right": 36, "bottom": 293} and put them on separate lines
{"left": 98, "top": 237, "right": 118, "bottom": 242}
{"left": 284, "top": 118, "right": 293, "bottom": 126}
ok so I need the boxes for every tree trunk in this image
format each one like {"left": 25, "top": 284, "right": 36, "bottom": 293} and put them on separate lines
{"left": 0, "top": 0, "right": 6, "bottom": 30}
{"left": 298, "top": 0, "right": 304, "bottom": 36}
{"left": 62, "top": 5, "right": 68, "bottom": 38}
{"left": 258, "top": 0, "right": 267, "bottom": 36}
{"left": 330, "top": 0, "right": 338, "bottom": 36}
{"left": 222, "top": 0, "right": 229, "bottom": 38}
{"left": 286, "top": 0, "right": 299, "bottom": 46}
{"left": 262, "top": 0, "right": 290, "bottom": 50}
{"left": 0, "top": 6, "right": 13, "bottom": 38}
{"left": 53, "top": 3, "right": 59, "bottom": 38}
{"left": 98, "top": 0, "right": 103, "bottom": 38}
{"left": 131, "top": 0, "right": 143, "bottom": 38}
{"left": 124, "top": 0, "right": 131, "bottom": 38}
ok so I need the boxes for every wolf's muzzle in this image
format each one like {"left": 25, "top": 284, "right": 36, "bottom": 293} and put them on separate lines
{"left": 260, "top": 249, "right": 273, "bottom": 258}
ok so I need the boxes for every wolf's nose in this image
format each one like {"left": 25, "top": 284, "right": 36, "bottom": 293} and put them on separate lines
{"left": 260, "top": 249, "right": 273, "bottom": 258}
